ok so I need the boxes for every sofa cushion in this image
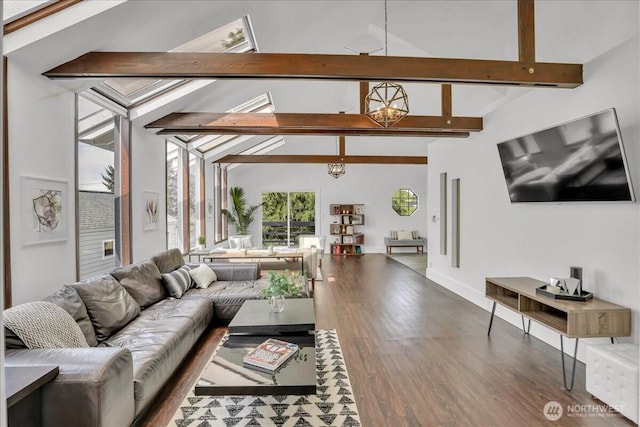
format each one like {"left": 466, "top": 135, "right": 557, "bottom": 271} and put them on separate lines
{"left": 151, "top": 248, "right": 185, "bottom": 274}
{"left": 184, "top": 280, "right": 266, "bottom": 320}
{"left": 161, "top": 265, "right": 193, "bottom": 298}
{"left": 189, "top": 264, "right": 217, "bottom": 289}
{"left": 102, "top": 297, "right": 212, "bottom": 415}
{"left": 72, "top": 275, "right": 141, "bottom": 342}
{"left": 396, "top": 230, "right": 414, "bottom": 240}
{"left": 3, "top": 301, "right": 89, "bottom": 348}
{"left": 4, "top": 327, "right": 26, "bottom": 349}
{"left": 111, "top": 260, "right": 166, "bottom": 308}
{"left": 44, "top": 284, "right": 98, "bottom": 346}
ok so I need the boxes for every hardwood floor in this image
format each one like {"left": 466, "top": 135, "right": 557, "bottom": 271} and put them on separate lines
{"left": 139, "top": 254, "right": 634, "bottom": 426}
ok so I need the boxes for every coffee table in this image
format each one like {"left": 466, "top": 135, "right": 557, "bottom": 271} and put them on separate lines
{"left": 195, "top": 298, "right": 316, "bottom": 396}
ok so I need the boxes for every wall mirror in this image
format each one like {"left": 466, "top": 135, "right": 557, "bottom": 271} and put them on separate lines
{"left": 392, "top": 188, "right": 418, "bottom": 216}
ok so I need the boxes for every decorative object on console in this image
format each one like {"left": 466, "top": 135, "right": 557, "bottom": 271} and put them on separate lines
{"left": 197, "top": 235, "right": 206, "bottom": 249}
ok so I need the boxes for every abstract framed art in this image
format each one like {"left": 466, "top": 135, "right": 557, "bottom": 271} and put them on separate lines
{"left": 21, "top": 176, "right": 68, "bottom": 246}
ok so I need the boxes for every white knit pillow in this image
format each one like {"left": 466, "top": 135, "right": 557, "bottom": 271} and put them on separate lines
{"left": 4, "top": 301, "right": 89, "bottom": 348}
{"left": 189, "top": 264, "right": 217, "bottom": 289}
{"left": 397, "top": 230, "right": 414, "bottom": 240}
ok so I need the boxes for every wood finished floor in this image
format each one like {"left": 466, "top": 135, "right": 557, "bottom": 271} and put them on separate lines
{"left": 140, "top": 254, "right": 634, "bottom": 426}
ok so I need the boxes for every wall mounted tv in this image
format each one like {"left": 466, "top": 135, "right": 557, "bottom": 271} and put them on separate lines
{"left": 497, "top": 108, "right": 635, "bottom": 203}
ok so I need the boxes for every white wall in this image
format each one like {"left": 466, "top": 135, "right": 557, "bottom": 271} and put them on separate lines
{"left": 130, "top": 126, "right": 167, "bottom": 262}
{"left": 8, "top": 60, "right": 77, "bottom": 304}
{"left": 226, "top": 162, "right": 428, "bottom": 253}
{"left": 426, "top": 36, "right": 640, "bottom": 361}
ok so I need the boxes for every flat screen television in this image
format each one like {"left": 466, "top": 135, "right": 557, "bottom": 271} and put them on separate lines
{"left": 496, "top": 108, "right": 635, "bottom": 203}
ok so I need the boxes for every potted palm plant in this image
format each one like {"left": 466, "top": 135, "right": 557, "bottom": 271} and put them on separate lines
{"left": 262, "top": 270, "right": 305, "bottom": 312}
{"left": 221, "top": 187, "right": 262, "bottom": 235}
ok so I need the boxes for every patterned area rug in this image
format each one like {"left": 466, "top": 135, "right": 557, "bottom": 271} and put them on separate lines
{"left": 172, "top": 329, "right": 361, "bottom": 426}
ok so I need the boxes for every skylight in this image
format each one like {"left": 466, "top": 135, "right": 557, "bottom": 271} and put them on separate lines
{"left": 173, "top": 93, "right": 276, "bottom": 157}
{"left": 92, "top": 16, "right": 255, "bottom": 109}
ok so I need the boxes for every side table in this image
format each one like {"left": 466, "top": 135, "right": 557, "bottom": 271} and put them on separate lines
{"left": 6, "top": 365, "right": 59, "bottom": 427}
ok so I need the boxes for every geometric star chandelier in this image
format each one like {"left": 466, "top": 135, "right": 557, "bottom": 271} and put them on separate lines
{"left": 328, "top": 135, "right": 346, "bottom": 179}
{"left": 365, "top": 0, "right": 409, "bottom": 127}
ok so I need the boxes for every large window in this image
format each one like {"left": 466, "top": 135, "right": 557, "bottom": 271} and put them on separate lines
{"left": 166, "top": 142, "right": 184, "bottom": 250}
{"left": 189, "top": 152, "right": 203, "bottom": 249}
{"left": 213, "top": 164, "right": 228, "bottom": 244}
{"left": 262, "top": 192, "right": 315, "bottom": 246}
{"left": 76, "top": 96, "right": 120, "bottom": 279}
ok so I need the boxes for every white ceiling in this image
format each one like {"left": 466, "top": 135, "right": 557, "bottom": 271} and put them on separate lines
{"left": 5, "top": 0, "right": 639, "bottom": 157}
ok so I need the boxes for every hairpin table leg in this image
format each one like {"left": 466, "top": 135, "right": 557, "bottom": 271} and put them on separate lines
{"left": 560, "top": 336, "right": 579, "bottom": 391}
{"left": 487, "top": 301, "right": 496, "bottom": 335}
{"left": 521, "top": 316, "right": 531, "bottom": 334}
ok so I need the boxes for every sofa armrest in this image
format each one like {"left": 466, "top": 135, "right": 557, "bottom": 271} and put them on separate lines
{"left": 5, "top": 347, "right": 135, "bottom": 427}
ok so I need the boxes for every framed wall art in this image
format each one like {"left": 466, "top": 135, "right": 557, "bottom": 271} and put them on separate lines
{"left": 143, "top": 191, "right": 159, "bottom": 231}
{"left": 21, "top": 176, "right": 68, "bottom": 246}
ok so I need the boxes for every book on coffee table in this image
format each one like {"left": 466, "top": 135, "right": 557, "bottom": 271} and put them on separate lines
{"left": 243, "top": 338, "right": 299, "bottom": 371}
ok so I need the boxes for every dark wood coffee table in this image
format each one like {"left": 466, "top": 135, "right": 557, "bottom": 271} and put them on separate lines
{"left": 195, "top": 298, "right": 316, "bottom": 396}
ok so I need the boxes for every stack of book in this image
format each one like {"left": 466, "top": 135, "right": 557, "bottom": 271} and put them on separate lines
{"left": 243, "top": 338, "right": 299, "bottom": 371}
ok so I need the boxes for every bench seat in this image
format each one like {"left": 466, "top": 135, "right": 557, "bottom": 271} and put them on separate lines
{"left": 384, "top": 237, "right": 426, "bottom": 254}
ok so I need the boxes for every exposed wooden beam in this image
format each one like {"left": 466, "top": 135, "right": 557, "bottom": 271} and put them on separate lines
{"left": 216, "top": 155, "right": 428, "bottom": 165}
{"left": 441, "top": 84, "right": 452, "bottom": 117}
{"left": 4, "top": 0, "right": 82, "bottom": 35}
{"left": 146, "top": 112, "right": 480, "bottom": 137}
{"left": 339, "top": 135, "right": 346, "bottom": 156}
{"left": 44, "top": 52, "right": 582, "bottom": 88}
{"left": 518, "top": 0, "right": 536, "bottom": 63}
{"left": 360, "top": 81, "right": 369, "bottom": 115}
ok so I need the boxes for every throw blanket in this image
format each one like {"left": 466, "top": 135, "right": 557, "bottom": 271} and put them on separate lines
{"left": 4, "top": 301, "right": 89, "bottom": 348}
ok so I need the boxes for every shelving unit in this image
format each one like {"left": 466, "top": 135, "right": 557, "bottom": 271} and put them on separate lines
{"left": 329, "top": 204, "right": 364, "bottom": 256}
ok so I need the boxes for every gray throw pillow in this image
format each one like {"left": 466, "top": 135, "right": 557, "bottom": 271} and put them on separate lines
{"left": 111, "top": 260, "right": 166, "bottom": 308}
{"left": 72, "top": 275, "right": 141, "bottom": 342}
{"left": 44, "top": 284, "right": 98, "bottom": 346}
{"left": 161, "top": 265, "right": 193, "bottom": 298}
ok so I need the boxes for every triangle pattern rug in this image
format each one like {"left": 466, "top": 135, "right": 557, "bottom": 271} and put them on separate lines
{"left": 172, "top": 329, "right": 361, "bottom": 426}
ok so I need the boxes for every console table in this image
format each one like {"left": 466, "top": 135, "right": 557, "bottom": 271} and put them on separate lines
{"left": 485, "top": 277, "right": 631, "bottom": 390}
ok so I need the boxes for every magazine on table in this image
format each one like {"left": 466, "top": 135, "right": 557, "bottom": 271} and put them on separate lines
{"left": 243, "top": 338, "right": 299, "bottom": 371}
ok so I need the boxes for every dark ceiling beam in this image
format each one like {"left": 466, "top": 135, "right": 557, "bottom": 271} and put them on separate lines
{"left": 216, "top": 154, "right": 428, "bottom": 165}
{"left": 146, "top": 112, "right": 480, "bottom": 137}
{"left": 43, "top": 51, "right": 582, "bottom": 88}
{"left": 518, "top": 0, "right": 536, "bottom": 62}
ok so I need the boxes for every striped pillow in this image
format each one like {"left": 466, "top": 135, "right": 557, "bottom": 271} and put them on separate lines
{"left": 412, "top": 230, "right": 419, "bottom": 239}
{"left": 161, "top": 265, "right": 193, "bottom": 299}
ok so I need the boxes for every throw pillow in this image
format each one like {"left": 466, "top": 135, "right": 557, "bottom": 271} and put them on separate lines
{"left": 162, "top": 265, "right": 193, "bottom": 298}
{"left": 72, "top": 275, "right": 141, "bottom": 342}
{"left": 111, "top": 260, "right": 167, "bottom": 309}
{"left": 44, "top": 284, "right": 98, "bottom": 346}
{"left": 3, "top": 301, "right": 89, "bottom": 349}
{"left": 189, "top": 264, "right": 217, "bottom": 289}
{"left": 390, "top": 230, "right": 398, "bottom": 240}
{"left": 412, "top": 230, "right": 420, "bottom": 239}
{"left": 397, "top": 230, "right": 414, "bottom": 240}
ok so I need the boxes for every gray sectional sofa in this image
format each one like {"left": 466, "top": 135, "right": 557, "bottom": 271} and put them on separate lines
{"left": 4, "top": 248, "right": 267, "bottom": 427}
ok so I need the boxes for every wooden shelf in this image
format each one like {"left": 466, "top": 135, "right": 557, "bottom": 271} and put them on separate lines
{"left": 330, "top": 203, "right": 365, "bottom": 254}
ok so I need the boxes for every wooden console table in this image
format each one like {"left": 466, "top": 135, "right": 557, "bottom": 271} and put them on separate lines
{"left": 485, "top": 277, "right": 631, "bottom": 390}
{"left": 6, "top": 365, "right": 59, "bottom": 426}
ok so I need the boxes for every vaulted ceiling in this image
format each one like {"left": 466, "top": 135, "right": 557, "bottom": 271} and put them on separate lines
{"left": 5, "top": 1, "right": 639, "bottom": 163}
